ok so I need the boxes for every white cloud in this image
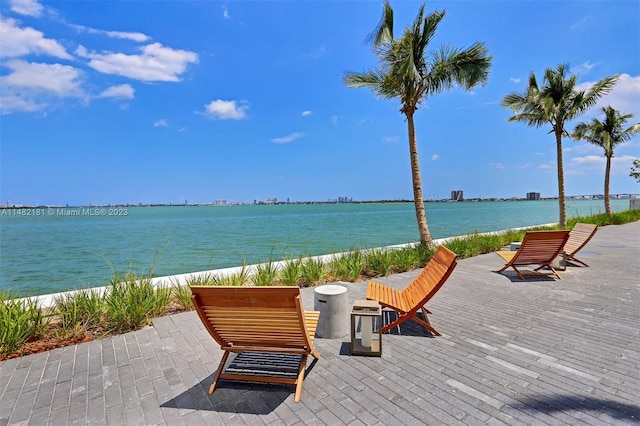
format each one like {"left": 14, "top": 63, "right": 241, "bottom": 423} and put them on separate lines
{"left": 9, "top": 0, "right": 44, "bottom": 17}
{"left": 271, "top": 132, "right": 305, "bottom": 144}
{"left": 571, "top": 154, "right": 637, "bottom": 168}
{"left": 0, "top": 94, "right": 42, "bottom": 113}
{"left": 613, "top": 155, "right": 638, "bottom": 165}
{"left": 571, "top": 155, "right": 602, "bottom": 165}
{"left": 330, "top": 115, "right": 340, "bottom": 126}
{"left": 431, "top": 154, "right": 439, "bottom": 160}
{"left": 302, "top": 110, "right": 312, "bottom": 116}
{"left": 490, "top": 162, "right": 504, "bottom": 169}
{"left": 0, "top": 17, "right": 72, "bottom": 59}
{"left": 570, "top": 16, "right": 589, "bottom": 30}
{"left": 539, "top": 163, "right": 552, "bottom": 169}
{"left": 76, "top": 42, "right": 198, "bottom": 82}
{"left": 154, "top": 119, "right": 169, "bottom": 127}
{"left": 577, "top": 74, "right": 640, "bottom": 119}
{"left": 382, "top": 136, "right": 399, "bottom": 143}
{"left": 201, "top": 99, "right": 248, "bottom": 120}
{"left": 571, "top": 60, "right": 599, "bottom": 76}
{"left": 69, "top": 24, "right": 150, "bottom": 42}
{"left": 222, "top": 5, "right": 230, "bottom": 19}
{"left": 1, "top": 59, "right": 82, "bottom": 96}
{"left": 0, "top": 59, "right": 84, "bottom": 113}
{"left": 98, "top": 84, "right": 134, "bottom": 99}
{"left": 509, "top": 77, "right": 521, "bottom": 84}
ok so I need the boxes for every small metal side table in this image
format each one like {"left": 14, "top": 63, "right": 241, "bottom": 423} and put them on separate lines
{"left": 350, "top": 300, "right": 382, "bottom": 357}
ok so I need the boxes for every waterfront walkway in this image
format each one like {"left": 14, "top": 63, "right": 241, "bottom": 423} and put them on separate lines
{"left": 1, "top": 222, "right": 639, "bottom": 425}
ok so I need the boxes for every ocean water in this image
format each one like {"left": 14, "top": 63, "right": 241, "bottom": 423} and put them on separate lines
{"left": 0, "top": 199, "right": 629, "bottom": 296}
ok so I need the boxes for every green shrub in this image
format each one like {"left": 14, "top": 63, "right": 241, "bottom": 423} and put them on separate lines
{"left": 279, "top": 255, "right": 302, "bottom": 286}
{"left": 365, "top": 248, "right": 393, "bottom": 277}
{"left": 253, "top": 257, "right": 278, "bottom": 286}
{"left": 104, "top": 273, "right": 171, "bottom": 333}
{"left": 0, "top": 292, "right": 45, "bottom": 355}
{"left": 329, "top": 249, "right": 365, "bottom": 282}
{"left": 414, "top": 243, "right": 435, "bottom": 267}
{"left": 183, "top": 273, "right": 217, "bottom": 286}
{"left": 53, "top": 288, "right": 105, "bottom": 335}
{"left": 172, "top": 284, "right": 194, "bottom": 310}
{"left": 300, "top": 256, "right": 325, "bottom": 286}
{"left": 73, "top": 288, "right": 105, "bottom": 328}
{"left": 390, "top": 245, "right": 421, "bottom": 272}
{"left": 211, "top": 262, "right": 250, "bottom": 286}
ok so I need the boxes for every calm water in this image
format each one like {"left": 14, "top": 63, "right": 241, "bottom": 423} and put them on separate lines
{"left": 0, "top": 199, "right": 629, "bottom": 296}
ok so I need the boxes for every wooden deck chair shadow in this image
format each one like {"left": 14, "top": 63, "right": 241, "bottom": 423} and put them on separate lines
{"left": 190, "top": 286, "right": 320, "bottom": 403}
{"left": 563, "top": 223, "right": 598, "bottom": 266}
{"left": 496, "top": 230, "right": 570, "bottom": 280}
{"left": 366, "top": 245, "right": 457, "bottom": 336}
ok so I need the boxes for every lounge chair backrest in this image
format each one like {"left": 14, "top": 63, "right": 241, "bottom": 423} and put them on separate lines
{"left": 401, "top": 245, "right": 457, "bottom": 309}
{"left": 190, "top": 286, "right": 314, "bottom": 355}
{"left": 511, "top": 230, "right": 570, "bottom": 264}
{"left": 564, "top": 223, "right": 597, "bottom": 257}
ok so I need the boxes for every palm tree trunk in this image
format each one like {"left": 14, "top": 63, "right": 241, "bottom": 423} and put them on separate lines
{"left": 406, "top": 111, "right": 433, "bottom": 248}
{"left": 555, "top": 129, "right": 567, "bottom": 228}
{"left": 604, "top": 155, "right": 612, "bottom": 215}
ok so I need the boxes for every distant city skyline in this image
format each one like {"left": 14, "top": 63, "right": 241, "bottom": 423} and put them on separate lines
{"left": 1, "top": 1, "right": 638, "bottom": 206}
{"left": 3, "top": 192, "right": 638, "bottom": 210}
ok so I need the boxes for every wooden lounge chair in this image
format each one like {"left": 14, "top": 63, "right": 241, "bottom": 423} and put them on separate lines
{"left": 365, "top": 245, "right": 457, "bottom": 336}
{"left": 496, "top": 230, "right": 570, "bottom": 280}
{"left": 190, "top": 286, "right": 320, "bottom": 403}
{"left": 563, "top": 223, "right": 598, "bottom": 266}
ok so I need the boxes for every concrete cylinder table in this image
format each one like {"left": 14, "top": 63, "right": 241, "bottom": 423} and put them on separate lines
{"left": 314, "top": 284, "right": 349, "bottom": 338}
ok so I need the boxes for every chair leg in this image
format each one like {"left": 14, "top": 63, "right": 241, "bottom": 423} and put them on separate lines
{"left": 412, "top": 310, "right": 442, "bottom": 336}
{"left": 533, "top": 264, "right": 562, "bottom": 279}
{"left": 294, "top": 355, "right": 308, "bottom": 403}
{"left": 378, "top": 310, "right": 442, "bottom": 336}
{"left": 567, "top": 255, "right": 589, "bottom": 267}
{"left": 498, "top": 264, "right": 526, "bottom": 280}
{"left": 510, "top": 266, "right": 526, "bottom": 280}
{"left": 209, "top": 351, "right": 230, "bottom": 395}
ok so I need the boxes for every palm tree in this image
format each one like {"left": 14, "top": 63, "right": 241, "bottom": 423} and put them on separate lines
{"left": 572, "top": 106, "right": 640, "bottom": 215}
{"left": 632, "top": 159, "right": 640, "bottom": 182}
{"left": 343, "top": 1, "right": 492, "bottom": 247}
{"left": 501, "top": 64, "right": 619, "bottom": 228}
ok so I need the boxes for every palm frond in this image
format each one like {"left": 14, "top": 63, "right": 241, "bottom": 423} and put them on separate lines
{"left": 367, "top": 0, "right": 394, "bottom": 47}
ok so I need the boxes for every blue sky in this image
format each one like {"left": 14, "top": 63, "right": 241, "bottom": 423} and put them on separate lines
{"left": 1, "top": 0, "right": 639, "bottom": 205}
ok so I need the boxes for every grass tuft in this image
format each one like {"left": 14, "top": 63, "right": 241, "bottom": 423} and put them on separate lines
{"left": 0, "top": 292, "right": 45, "bottom": 356}
{"left": 104, "top": 272, "right": 171, "bottom": 333}
{"left": 300, "top": 256, "right": 326, "bottom": 286}
{"left": 279, "top": 255, "right": 303, "bottom": 286}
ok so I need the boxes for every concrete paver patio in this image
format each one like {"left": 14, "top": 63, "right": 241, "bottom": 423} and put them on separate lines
{"left": 1, "top": 221, "right": 639, "bottom": 425}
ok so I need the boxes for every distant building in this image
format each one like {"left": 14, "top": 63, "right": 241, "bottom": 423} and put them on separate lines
{"left": 526, "top": 192, "right": 541, "bottom": 200}
{"left": 451, "top": 190, "right": 463, "bottom": 201}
